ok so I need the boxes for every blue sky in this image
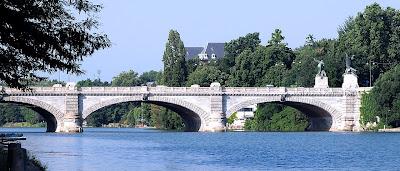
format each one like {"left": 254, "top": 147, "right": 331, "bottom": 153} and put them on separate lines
{"left": 46, "top": 0, "right": 400, "bottom": 82}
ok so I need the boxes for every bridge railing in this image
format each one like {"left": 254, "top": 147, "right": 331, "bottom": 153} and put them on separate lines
{"left": 223, "top": 87, "right": 347, "bottom": 95}
{"left": 80, "top": 87, "right": 143, "bottom": 92}
{"left": 1, "top": 86, "right": 370, "bottom": 96}
{"left": 223, "top": 87, "right": 285, "bottom": 94}
{"left": 3, "top": 87, "right": 73, "bottom": 94}
{"left": 148, "top": 87, "right": 213, "bottom": 93}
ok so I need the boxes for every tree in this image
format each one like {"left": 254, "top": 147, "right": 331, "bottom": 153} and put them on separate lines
{"left": 111, "top": 70, "right": 141, "bottom": 87}
{"left": 227, "top": 29, "right": 295, "bottom": 87}
{"left": 0, "top": 0, "right": 110, "bottom": 89}
{"left": 228, "top": 48, "right": 271, "bottom": 87}
{"left": 288, "top": 38, "right": 336, "bottom": 87}
{"left": 186, "top": 58, "right": 201, "bottom": 76}
{"left": 219, "top": 32, "right": 261, "bottom": 74}
{"left": 266, "top": 29, "right": 295, "bottom": 69}
{"left": 31, "top": 79, "right": 66, "bottom": 87}
{"left": 360, "top": 92, "right": 379, "bottom": 128}
{"left": 161, "top": 30, "right": 187, "bottom": 128}
{"left": 335, "top": 3, "right": 400, "bottom": 86}
{"left": 367, "top": 64, "right": 400, "bottom": 127}
{"left": 77, "top": 78, "right": 110, "bottom": 87}
{"left": 162, "top": 30, "right": 187, "bottom": 87}
{"left": 186, "top": 65, "right": 227, "bottom": 87}
{"left": 268, "top": 107, "right": 309, "bottom": 131}
{"left": 227, "top": 113, "right": 238, "bottom": 125}
{"left": 139, "top": 70, "right": 160, "bottom": 85}
{"left": 268, "top": 29, "right": 286, "bottom": 46}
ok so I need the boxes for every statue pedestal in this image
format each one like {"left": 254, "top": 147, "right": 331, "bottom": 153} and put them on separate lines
{"left": 314, "top": 75, "right": 329, "bottom": 88}
{"left": 342, "top": 73, "right": 359, "bottom": 90}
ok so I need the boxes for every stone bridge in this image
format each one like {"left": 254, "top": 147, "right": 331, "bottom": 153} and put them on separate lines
{"left": 0, "top": 85, "right": 372, "bottom": 133}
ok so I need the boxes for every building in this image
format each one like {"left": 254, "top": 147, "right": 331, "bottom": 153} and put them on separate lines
{"left": 230, "top": 104, "right": 257, "bottom": 130}
{"left": 185, "top": 43, "right": 225, "bottom": 61}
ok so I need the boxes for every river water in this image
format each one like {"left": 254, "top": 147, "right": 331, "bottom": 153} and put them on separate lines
{"left": 0, "top": 128, "right": 399, "bottom": 171}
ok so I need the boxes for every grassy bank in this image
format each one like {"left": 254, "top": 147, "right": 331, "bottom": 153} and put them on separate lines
{"left": 1, "top": 122, "right": 46, "bottom": 128}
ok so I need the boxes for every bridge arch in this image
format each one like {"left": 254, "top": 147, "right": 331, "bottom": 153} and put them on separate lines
{"left": 1, "top": 96, "right": 64, "bottom": 132}
{"left": 226, "top": 96, "right": 343, "bottom": 131}
{"left": 82, "top": 96, "right": 209, "bottom": 132}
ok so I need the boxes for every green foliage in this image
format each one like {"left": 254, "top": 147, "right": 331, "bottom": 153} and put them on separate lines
{"left": 228, "top": 47, "right": 271, "bottom": 86}
{"left": 227, "top": 29, "right": 295, "bottom": 87}
{"left": 86, "top": 102, "right": 139, "bottom": 127}
{"left": 360, "top": 92, "right": 379, "bottom": 127}
{"left": 150, "top": 106, "right": 184, "bottom": 130}
{"left": 245, "top": 104, "right": 308, "bottom": 131}
{"left": 186, "top": 65, "right": 227, "bottom": 87}
{"left": 219, "top": 32, "right": 261, "bottom": 74}
{"left": 244, "top": 103, "right": 282, "bottom": 131}
{"left": 31, "top": 79, "right": 66, "bottom": 87}
{"left": 77, "top": 79, "right": 110, "bottom": 87}
{"left": 367, "top": 64, "right": 400, "bottom": 127}
{"left": 162, "top": 30, "right": 187, "bottom": 87}
{"left": 186, "top": 58, "right": 201, "bottom": 76}
{"left": 139, "top": 70, "right": 159, "bottom": 84}
{"left": 268, "top": 107, "right": 309, "bottom": 131}
{"left": 0, "top": 0, "right": 110, "bottom": 89}
{"left": 112, "top": 70, "right": 141, "bottom": 86}
{"left": 227, "top": 112, "right": 237, "bottom": 125}
{"left": 288, "top": 38, "right": 337, "bottom": 87}
{"left": 335, "top": 3, "right": 400, "bottom": 86}
{"left": 123, "top": 107, "right": 142, "bottom": 126}
{"left": 0, "top": 104, "right": 44, "bottom": 126}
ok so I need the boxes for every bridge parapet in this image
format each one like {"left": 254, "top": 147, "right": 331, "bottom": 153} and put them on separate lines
{"left": 2, "top": 86, "right": 371, "bottom": 96}
{"left": 3, "top": 87, "right": 77, "bottom": 95}
{"left": 223, "top": 87, "right": 354, "bottom": 96}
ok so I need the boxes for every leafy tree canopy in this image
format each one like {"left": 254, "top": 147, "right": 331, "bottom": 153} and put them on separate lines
{"left": 0, "top": 0, "right": 110, "bottom": 89}
{"left": 162, "top": 30, "right": 187, "bottom": 87}
{"left": 219, "top": 32, "right": 261, "bottom": 74}
{"left": 186, "top": 65, "right": 227, "bottom": 87}
{"left": 111, "top": 70, "right": 141, "bottom": 87}
{"left": 336, "top": 3, "right": 400, "bottom": 86}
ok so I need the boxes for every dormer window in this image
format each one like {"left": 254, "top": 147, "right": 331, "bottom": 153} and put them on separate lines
{"left": 198, "top": 53, "right": 208, "bottom": 60}
{"left": 211, "top": 54, "right": 216, "bottom": 59}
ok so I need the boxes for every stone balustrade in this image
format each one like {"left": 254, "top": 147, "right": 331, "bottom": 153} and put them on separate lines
{"left": 1, "top": 86, "right": 368, "bottom": 97}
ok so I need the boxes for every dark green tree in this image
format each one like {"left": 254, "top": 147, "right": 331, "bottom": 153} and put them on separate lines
{"left": 162, "top": 30, "right": 187, "bottom": 87}
{"left": 77, "top": 79, "right": 110, "bottom": 87}
{"left": 367, "top": 64, "right": 400, "bottom": 127}
{"left": 186, "top": 65, "right": 227, "bottom": 87}
{"left": 161, "top": 30, "right": 187, "bottom": 129}
{"left": 0, "top": 0, "right": 110, "bottom": 89}
{"left": 219, "top": 32, "right": 261, "bottom": 74}
{"left": 335, "top": 3, "right": 400, "bottom": 86}
{"left": 139, "top": 70, "right": 160, "bottom": 85}
{"left": 268, "top": 107, "right": 309, "bottom": 131}
{"left": 186, "top": 58, "right": 201, "bottom": 76}
{"left": 111, "top": 70, "right": 141, "bottom": 87}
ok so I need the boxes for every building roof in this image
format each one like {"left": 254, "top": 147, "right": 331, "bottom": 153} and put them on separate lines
{"left": 184, "top": 43, "right": 225, "bottom": 60}
{"left": 204, "top": 43, "right": 225, "bottom": 59}
{"left": 185, "top": 47, "right": 204, "bottom": 60}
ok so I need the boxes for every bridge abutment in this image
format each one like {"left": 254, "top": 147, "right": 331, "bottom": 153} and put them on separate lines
{"left": 60, "top": 94, "right": 83, "bottom": 133}
{"left": 205, "top": 89, "right": 226, "bottom": 132}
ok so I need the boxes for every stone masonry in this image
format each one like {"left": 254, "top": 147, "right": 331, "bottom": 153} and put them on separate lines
{"left": 0, "top": 85, "right": 372, "bottom": 132}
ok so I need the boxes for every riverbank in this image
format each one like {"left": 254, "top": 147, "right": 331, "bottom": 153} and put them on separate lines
{"left": 378, "top": 127, "right": 400, "bottom": 132}
{"left": 0, "top": 134, "right": 46, "bottom": 171}
{"left": 1, "top": 122, "right": 46, "bottom": 128}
